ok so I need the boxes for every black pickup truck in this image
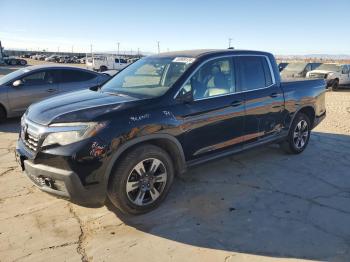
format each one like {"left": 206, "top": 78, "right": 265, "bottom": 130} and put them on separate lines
{"left": 16, "top": 49, "right": 326, "bottom": 214}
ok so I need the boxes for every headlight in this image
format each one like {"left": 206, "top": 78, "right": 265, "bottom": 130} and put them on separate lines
{"left": 42, "top": 122, "right": 106, "bottom": 147}
{"left": 327, "top": 73, "right": 334, "bottom": 78}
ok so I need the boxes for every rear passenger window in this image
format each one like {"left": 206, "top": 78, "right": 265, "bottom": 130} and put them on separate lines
{"left": 60, "top": 70, "right": 96, "bottom": 83}
{"left": 237, "top": 56, "right": 273, "bottom": 91}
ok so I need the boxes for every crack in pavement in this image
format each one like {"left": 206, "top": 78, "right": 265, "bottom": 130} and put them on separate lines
{"left": 68, "top": 203, "right": 89, "bottom": 262}
{"left": 12, "top": 241, "right": 79, "bottom": 262}
{"left": 0, "top": 167, "right": 17, "bottom": 177}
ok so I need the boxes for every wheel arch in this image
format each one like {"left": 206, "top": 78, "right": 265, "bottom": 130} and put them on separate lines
{"left": 104, "top": 134, "right": 186, "bottom": 188}
{"left": 291, "top": 106, "right": 316, "bottom": 129}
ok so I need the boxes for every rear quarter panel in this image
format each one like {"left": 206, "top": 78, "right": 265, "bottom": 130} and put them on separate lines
{"left": 281, "top": 79, "right": 326, "bottom": 129}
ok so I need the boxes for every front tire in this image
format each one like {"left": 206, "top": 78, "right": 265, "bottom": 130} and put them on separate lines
{"left": 330, "top": 79, "right": 339, "bottom": 91}
{"left": 107, "top": 144, "right": 174, "bottom": 215}
{"left": 100, "top": 66, "right": 107, "bottom": 72}
{"left": 282, "top": 113, "right": 311, "bottom": 154}
{"left": 0, "top": 106, "right": 6, "bottom": 122}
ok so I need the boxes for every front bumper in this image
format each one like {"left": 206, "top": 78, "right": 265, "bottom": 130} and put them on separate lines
{"left": 16, "top": 140, "right": 107, "bottom": 207}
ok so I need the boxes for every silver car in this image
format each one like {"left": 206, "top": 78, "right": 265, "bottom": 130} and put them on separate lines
{"left": 0, "top": 65, "right": 110, "bottom": 121}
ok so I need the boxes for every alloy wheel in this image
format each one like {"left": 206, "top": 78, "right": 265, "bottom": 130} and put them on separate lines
{"left": 293, "top": 119, "right": 309, "bottom": 149}
{"left": 126, "top": 158, "right": 167, "bottom": 206}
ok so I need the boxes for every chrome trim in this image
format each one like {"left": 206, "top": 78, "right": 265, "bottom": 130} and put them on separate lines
{"left": 174, "top": 54, "right": 277, "bottom": 100}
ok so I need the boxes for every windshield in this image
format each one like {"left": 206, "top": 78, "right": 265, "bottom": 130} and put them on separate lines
{"left": 101, "top": 56, "right": 194, "bottom": 98}
{"left": 317, "top": 64, "right": 341, "bottom": 72}
{"left": 283, "top": 63, "right": 307, "bottom": 72}
{"left": 0, "top": 68, "right": 31, "bottom": 85}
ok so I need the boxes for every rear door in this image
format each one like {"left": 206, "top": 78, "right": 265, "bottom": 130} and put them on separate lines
{"left": 7, "top": 69, "right": 59, "bottom": 114}
{"left": 236, "top": 55, "right": 285, "bottom": 144}
{"left": 57, "top": 69, "right": 99, "bottom": 93}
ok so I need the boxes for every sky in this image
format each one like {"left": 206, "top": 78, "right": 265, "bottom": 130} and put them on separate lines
{"left": 1, "top": 0, "right": 350, "bottom": 55}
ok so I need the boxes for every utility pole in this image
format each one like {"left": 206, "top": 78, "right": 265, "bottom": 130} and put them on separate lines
{"left": 157, "top": 41, "right": 160, "bottom": 54}
{"left": 228, "top": 38, "right": 232, "bottom": 48}
{"left": 117, "top": 42, "right": 120, "bottom": 56}
{"left": 57, "top": 46, "right": 60, "bottom": 53}
{"left": 71, "top": 45, "right": 74, "bottom": 53}
{"left": 90, "top": 44, "right": 93, "bottom": 57}
{"left": 137, "top": 48, "right": 140, "bottom": 56}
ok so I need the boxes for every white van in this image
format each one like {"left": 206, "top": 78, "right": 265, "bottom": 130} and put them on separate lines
{"left": 86, "top": 56, "right": 129, "bottom": 72}
{"left": 307, "top": 63, "right": 350, "bottom": 90}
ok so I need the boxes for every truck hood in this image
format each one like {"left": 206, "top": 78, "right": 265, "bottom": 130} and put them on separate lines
{"left": 26, "top": 89, "right": 139, "bottom": 125}
{"left": 308, "top": 70, "right": 336, "bottom": 74}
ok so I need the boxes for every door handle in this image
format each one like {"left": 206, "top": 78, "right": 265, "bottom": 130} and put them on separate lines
{"left": 231, "top": 100, "right": 243, "bottom": 107}
{"left": 47, "top": 88, "right": 57, "bottom": 93}
{"left": 270, "top": 92, "right": 278, "bottom": 98}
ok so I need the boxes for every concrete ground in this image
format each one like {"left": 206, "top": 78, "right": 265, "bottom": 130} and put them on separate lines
{"left": 1, "top": 63, "right": 350, "bottom": 261}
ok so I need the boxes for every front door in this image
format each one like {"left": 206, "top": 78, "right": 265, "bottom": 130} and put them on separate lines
{"left": 7, "top": 69, "right": 59, "bottom": 114}
{"left": 340, "top": 65, "right": 350, "bottom": 85}
{"left": 177, "top": 57, "right": 245, "bottom": 160}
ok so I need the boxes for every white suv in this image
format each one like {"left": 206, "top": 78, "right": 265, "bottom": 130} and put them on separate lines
{"left": 307, "top": 63, "right": 350, "bottom": 90}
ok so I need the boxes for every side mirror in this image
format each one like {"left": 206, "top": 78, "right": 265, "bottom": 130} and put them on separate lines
{"left": 12, "top": 80, "right": 23, "bottom": 87}
{"left": 176, "top": 90, "right": 193, "bottom": 104}
{"left": 342, "top": 69, "right": 348, "bottom": 74}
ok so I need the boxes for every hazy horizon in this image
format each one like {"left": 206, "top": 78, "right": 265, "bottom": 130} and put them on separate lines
{"left": 2, "top": 0, "right": 350, "bottom": 55}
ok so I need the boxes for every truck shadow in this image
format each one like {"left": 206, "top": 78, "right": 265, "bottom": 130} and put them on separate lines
{"left": 107, "top": 131, "right": 350, "bottom": 261}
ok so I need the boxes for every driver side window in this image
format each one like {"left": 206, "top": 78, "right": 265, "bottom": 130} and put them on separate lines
{"left": 181, "top": 57, "right": 235, "bottom": 100}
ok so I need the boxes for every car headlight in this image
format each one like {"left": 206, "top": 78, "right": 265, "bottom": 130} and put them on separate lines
{"left": 42, "top": 122, "right": 106, "bottom": 147}
{"left": 327, "top": 73, "right": 334, "bottom": 78}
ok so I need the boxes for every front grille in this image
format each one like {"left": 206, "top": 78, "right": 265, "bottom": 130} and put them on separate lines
{"left": 21, "top": 118, "right": 43, "bottom": 152}
{"left": 24, "top": 131, "right": 40, "bottom": 151}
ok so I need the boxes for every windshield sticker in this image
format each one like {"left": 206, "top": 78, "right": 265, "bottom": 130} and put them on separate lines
{"left": 172, "top": 57, "right": 196, "bottom": 64}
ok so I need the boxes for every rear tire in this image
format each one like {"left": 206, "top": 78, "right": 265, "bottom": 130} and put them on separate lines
{"left": 282, "top": 113, "right": 311, "bottom": 154}
{"left": 20, "top": 60, "right": 27, "bottom": 66}
{"left": 107, "top": 144, "right": 174, "bottom": 215}
{"left": 10, "top": 59, "right": 17, "bottom": 66}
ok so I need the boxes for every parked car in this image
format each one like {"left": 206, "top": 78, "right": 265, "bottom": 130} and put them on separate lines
{"left": 306, "top": 63, "right": 350, "bottom": 90}
{"left": 79, "top": 57, "right": 87, "bottom": 64}
{"left": 15, "top": 49, "right": 326, "bottom": 215}
{"left": 280, "top": 62, "right": 321, "bottom": 78}
{"left": 45, "top": 55, "right": 60, "bottom": 62}
{"left": 0, "top": 65, "right": 110, "bottom": 120}
{"left": 86, "top": 56, "right": 130, "bottom": 71}
{"left": 278, "top": 62, "right": 288, "bottom": 72}
{"left": 58, "top": 56, "right": 69, "bottom": 63}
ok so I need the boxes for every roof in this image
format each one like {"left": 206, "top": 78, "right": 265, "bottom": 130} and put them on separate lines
{"left": 23, "top": 64, "right": 93, "bottom": 71}
{"left": 151, "top": 49, "right": 271, "bottom": 58}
